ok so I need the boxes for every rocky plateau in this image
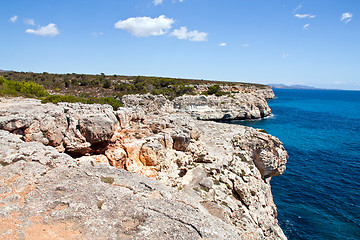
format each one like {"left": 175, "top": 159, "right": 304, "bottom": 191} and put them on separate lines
{"left": 0, "top": 88, "right": 288, "bottom": 239}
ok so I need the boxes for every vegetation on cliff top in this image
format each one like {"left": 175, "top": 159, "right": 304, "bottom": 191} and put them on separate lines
{"left": 0, "top": 71, "right": 269, "bottom": 108}
{"left": 0, "top": 76, "right": 123, "bottom": 109}
{"left": 0, "top": 76, "right": 49, "bottom": 98}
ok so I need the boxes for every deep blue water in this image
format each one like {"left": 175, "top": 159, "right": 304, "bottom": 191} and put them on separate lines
{"left": 232, "top": 89, "right": 360, "bottom": 240}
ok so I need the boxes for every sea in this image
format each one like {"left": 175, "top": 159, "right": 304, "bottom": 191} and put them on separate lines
{"left": 231, "top": 89, "right": 360, "bottom": 240}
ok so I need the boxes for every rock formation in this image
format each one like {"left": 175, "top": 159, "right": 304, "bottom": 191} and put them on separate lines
{"left": 0, "top": 130, "right": 243, "bottom": 240}
{"left": 0, "top": 90, "right": 288, "bottom": 239}
{"left": 122, "top": 87, "right": 274, "bottom": 120}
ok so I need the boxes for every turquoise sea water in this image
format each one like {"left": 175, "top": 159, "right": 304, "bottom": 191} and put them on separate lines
{"left": 232, "top": 89, "right": 360, "bottom": 240}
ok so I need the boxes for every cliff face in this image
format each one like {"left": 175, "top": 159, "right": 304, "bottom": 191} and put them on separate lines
{"left": 0, "top": 92, "right": 287, "bottom": 239}
{"left": 122, "top": 87, "right": 274, "bottom": 120}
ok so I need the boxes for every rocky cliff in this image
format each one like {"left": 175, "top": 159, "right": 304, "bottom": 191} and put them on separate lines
{"left": 122, "top": 87, "right": 274, "bottom": 120}
{"left": 0, "top": 92, "right": 287, "bottom": 240}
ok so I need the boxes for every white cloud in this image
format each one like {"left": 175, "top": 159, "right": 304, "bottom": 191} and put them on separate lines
{"left": 303, "top": 24, "right": 310, "bottom": 30}
{"left": 24, "top": 18, "right": 35, "bottom": 25}
{"left": 282, "top": 53, "right": 290, "bottom": 58}
{"left": 242, "top": 43, "right": 250, "bottom": 47}
{"left": 114, "top": 15, "right": 174, "bottom": 37}
{"left": 92, "top": 32, "right": 104, "bottom": 37}
{"left": 10, "top": 15, "right": 18, "bottom": 23}
{"left": 340, "top": 12, "right": 352, "bottom": 23}
{"left": 25, "top": 23, "right": 60, "bottom": 37}
{"left": 293, "top": 4, "right": 302, "bottom": 13}
{"left": 219, "top": 42, "right": 226, "bottom": 47}
{"left": 295, "top": 13, "right": 316, "bottom": 19}
{"left": 153, "top": 0, "right": 183, "bottom": 5}
{"left": 153, "top": 0, "right": 163, "bottom": 5}
{"left": 170, "top": 26, "right": 208, "bottom": 41}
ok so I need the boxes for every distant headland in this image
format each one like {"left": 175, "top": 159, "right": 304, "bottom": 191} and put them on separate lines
{"left": 268, "top": 84, "right": 318, "bottom": 89}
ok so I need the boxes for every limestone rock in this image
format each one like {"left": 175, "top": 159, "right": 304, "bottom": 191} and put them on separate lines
{"left": 0, "top": 130, "right": 244, "bottom": 240}
{"left": 122, "top": 94, "right": 175, "bottom": 114}
{"left": 115, "top": 107, "right": 145, "bottom": 128}
{"left": 0, "top": 98, "right": 118, "bottom": 155}
{"left": 122, "top": 89, "right": 273, "bottom": 121}
{"left": 153, "top": 114, "right": 288, "bottom": 239}
{"left": 0, "top": 97, "right": 287, "bottom": 239}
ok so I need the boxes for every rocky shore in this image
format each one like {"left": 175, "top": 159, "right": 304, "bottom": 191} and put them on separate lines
{"left": 122, "top": 88, "right": 274, "bottom": 120}
{"left": 0, "top": 88, "right": 288, "bottom": 239}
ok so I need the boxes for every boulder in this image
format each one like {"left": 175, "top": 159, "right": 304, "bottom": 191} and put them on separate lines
{"left": 0, "top": 98, "right": 118, "bottom": 155}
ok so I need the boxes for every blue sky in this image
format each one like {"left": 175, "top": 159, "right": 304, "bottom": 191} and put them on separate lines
{"left": 1, "top": 0, "right": 359, "bottom": 90}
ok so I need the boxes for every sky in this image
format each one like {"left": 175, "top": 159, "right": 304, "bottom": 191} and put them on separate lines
{"left": 0, "top": 0, "right": 359, "bottom": 90}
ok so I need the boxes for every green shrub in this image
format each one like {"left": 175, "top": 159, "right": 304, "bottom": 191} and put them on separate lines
{"left": 101, "top": 176, "right": 114, "bottom": 184}
{"left": 0, "top": 77, "right": 49, "bottom": 97}
{"left": 207, "top": 84, "right": 220, "bottom": 95}
{"left": 206, "top": 84, "right": 228, "bottom": 96}
{"left": 103, "top": 79, "right": 112, "bottom": 89}
{"left": 215, "top": 91, "right": 228, "bottom": 96}
{"left": 97, "top": 97, "right": 123, "bottom": 110}
{"left": 42, "top": 95, "right": 84, "bottom": 104}
{"left": 42, "top": 94, "right": 123, "bottom": 110}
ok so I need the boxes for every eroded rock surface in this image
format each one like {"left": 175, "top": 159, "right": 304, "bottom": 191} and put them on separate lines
{"left": 0, "top": 96, "right": 287, "bottom": 239}
{"left": 0, "top": 98, "right": 117, "bottom": 155}
{"left": 0, "top": 130, "right": 244, "bottom": 240}
{"left": 122, "top": 87, "right": 274, "bottom": 120}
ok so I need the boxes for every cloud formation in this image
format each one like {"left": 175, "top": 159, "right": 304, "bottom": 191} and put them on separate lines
{"left": 25, "top": 23, "right": 60, "bottom": 37}
{"left": 303, "top": 24, "right": 310, "bottom": 30}
{"left": 340, "top": 12, "right": 352, "bottom": 23}
{"left": 153, "top": 0, "right": 163, "bottom": 5}
{"left": 170, "top": 26, "right": 208, "bottom": 41}
{"left": 293, "top": 4, "right": 302, "bottom": 13}
{"left": 219, "top": 42, "right": 226, "bottom": 47}
{"left": 24, "top": 18, "right": 35, "bottom": 25}
{"left": 282, "top": 53, "right": 290, "bottom": 59}
{"left": 114, "top": 15, "right": 174, "bottom": 37}
{"left": 92, "top": 32, "right": 104, "bottom": 37}
{"left": 10, "top": 15, "right": 18, "bottom": 23}
{"left": 295, "top": 14, "right": 316, "bottom": 19}
{"left": 153, "top": 0, "right": 183, "bottom": 6}
{"left": 242, "top": 43, "right": 250, "bottom": 47}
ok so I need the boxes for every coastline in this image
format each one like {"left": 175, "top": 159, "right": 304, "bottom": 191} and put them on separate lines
{"left": 0, "top": 88, "right": 288, "bottom": 239}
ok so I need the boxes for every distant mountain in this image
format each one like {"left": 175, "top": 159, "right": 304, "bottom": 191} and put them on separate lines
{"left": 268, "top": 84, "right": 318, "bottom": 89}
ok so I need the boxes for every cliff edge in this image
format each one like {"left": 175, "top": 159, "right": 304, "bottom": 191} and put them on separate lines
{"left": 122, "top": 87, "right": 274, "bottom": 121}
{"left": 0, "top": 91, "right": 287, "bottom": 239}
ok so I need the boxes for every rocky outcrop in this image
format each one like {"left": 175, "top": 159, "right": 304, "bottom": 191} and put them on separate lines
{"left": 147, "top": 115, "right": 287, "bottom": 239}
{"left": 172, "top": 93, "right": 271, "bottom": 120}
{"left": 122, "top": 87, "right": 274, "bottom": 120}
{"left": 0, "top": 98, "right": 118, "bottom": 155}
{"left": 0, "top": 130, "right": 244, "bottom": 240}
{"left": 0, "top": 97, "right": 287, "bottom": 239}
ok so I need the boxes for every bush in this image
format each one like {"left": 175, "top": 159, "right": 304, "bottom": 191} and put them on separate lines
{"left": 98, "top": 97, "right": 123, "bottom": 110}
{"left": 206, "top": 84, "right": 228, "bottom": 96}
{"left": 42, "top": 94, "right": 123, "bottom": 110}
{"left": 258, "top": 129, "right": 268, "bottom": 134}
{"left": 215, "top": 91, "right": 228, "bottom": 97}
{"left": 103, "top": 79, "right": 112, "bottom": 89}
{"left": 207, "top": 84, "right": 220, "bottom": 95}
{"left": 0, "top": 77, "right": 49, "bottom": 97}
{"left": 42, "top": 95, "right": 84, "bottom": 104}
